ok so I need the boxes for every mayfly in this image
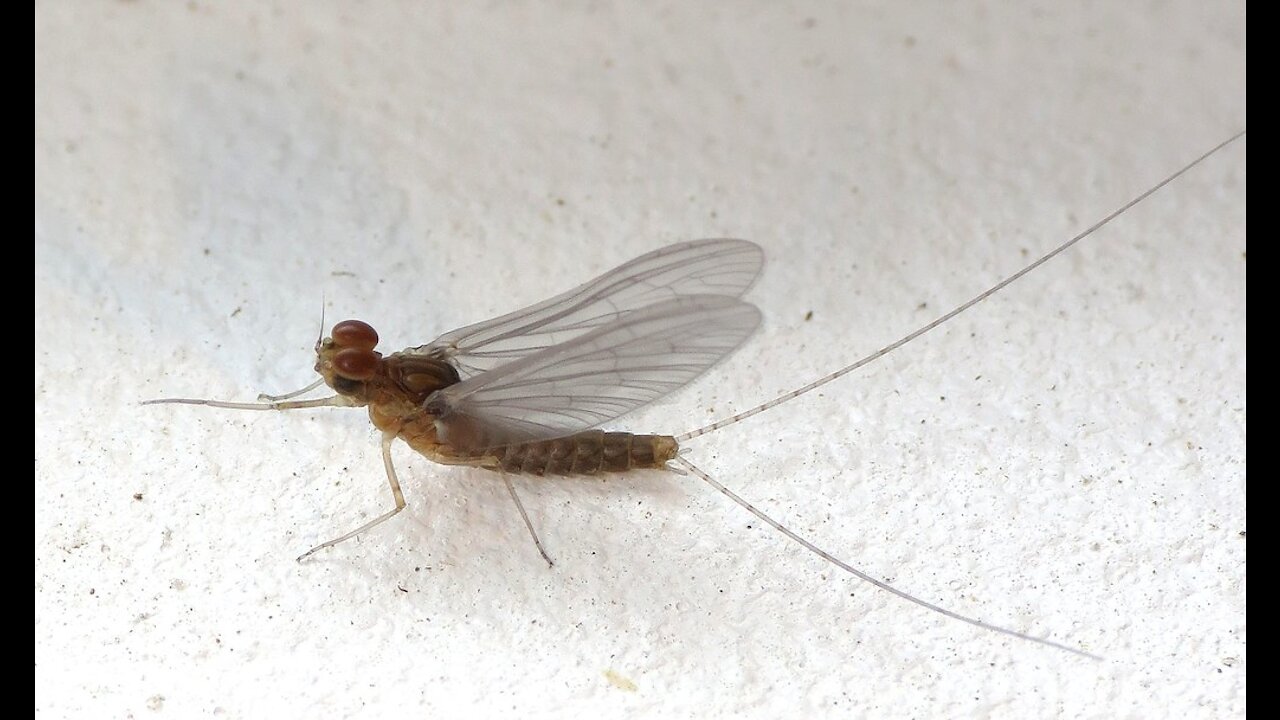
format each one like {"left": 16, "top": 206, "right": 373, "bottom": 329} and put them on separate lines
{"left": 146, "top": 131, "right": 1243, "bottom": 659}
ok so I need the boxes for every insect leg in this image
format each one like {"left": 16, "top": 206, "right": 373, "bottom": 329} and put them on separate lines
{"left": 296, "top": 431, "right": 406, "bottom": 562}
{"left": 501, "top": 474, "right": 555, "bottom": 568}
{"left": 141, "top": 395, "right": 353, "bottom": 411}
{"left": 671, "top": 456, "right": 1099, "bottom": 659}
{"left": 257, "top": 377, "right": 326, "bottom": 402}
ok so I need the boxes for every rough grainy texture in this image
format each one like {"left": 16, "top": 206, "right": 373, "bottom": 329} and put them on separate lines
{"left": 35, "top": 2, "right": 1244, "bottom": 718}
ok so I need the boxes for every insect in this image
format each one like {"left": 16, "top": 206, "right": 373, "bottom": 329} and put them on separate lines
{"left": 145, "top": 131, "right": 1243, "bottom": 659}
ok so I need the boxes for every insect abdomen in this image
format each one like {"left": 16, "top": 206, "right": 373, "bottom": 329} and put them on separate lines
{"left": 498, "top": 431, "right": 678, "bottom": 476}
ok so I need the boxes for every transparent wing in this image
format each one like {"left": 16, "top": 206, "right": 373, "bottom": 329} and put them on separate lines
{"left": 424, "top": 295, "right": 761, "bottom": 451}
{"left": 413, "top": 239, "right": 763, "bottom": 378}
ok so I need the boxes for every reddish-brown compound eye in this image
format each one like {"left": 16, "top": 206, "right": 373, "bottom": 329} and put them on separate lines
{"left": 332, "top": 348, "right": 379, "bottom": 381}
{"left": 331, "top": 319, "right": 379, "bottom": 350}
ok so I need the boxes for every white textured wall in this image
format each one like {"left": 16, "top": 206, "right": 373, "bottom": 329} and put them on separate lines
{"left": 35, "top": 2, "right": 1244, "bottom": 717}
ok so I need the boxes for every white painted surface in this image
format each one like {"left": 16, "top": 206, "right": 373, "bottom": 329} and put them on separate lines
{"left": 36, "top": 2, "right": 1244, "bottom": 717}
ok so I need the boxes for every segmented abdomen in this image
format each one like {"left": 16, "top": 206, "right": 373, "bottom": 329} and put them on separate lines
{"left": 497, "top": 431, "right": 678, "bottom": 476}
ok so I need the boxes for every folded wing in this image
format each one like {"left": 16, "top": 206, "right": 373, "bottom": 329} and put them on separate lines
{"left": 424, "top": 294, "right": 761, "bottom": 451}
{"left": 413, "top": 239, "right": 763, "bottom": 378}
